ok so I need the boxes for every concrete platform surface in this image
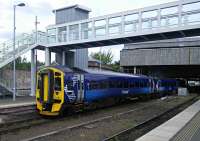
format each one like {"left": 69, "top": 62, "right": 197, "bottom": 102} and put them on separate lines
{"left": 0, "top": 96, "right": 35, "bottom": 109}
{"left": 136, "top": 99, "right": 200, "bottom": 141}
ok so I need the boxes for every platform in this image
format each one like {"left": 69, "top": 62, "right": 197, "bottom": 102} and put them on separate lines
{"left": 0, "top": 96, "right": 35, "bottom": 109}
{"left": 136, "top": 99, "right": 200, "bottom": 141}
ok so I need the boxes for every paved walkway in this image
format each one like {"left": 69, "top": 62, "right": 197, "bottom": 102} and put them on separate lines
{"left": 0, "top": 96, "right": 35, "bottom": 109}
{"left": 136, "top": 99, "right": 200, "bottom": 141}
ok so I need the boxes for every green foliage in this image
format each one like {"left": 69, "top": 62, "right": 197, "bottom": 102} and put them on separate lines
{"left": 111, "top": 60, "right": 120, "bottom": 72}
{"left": 90, "top": 50, "right": 121, "bottom": 72}
{"left": 2, "top": 57, "right": 44, "bottom": 70}
{"left": 90, "top": 50, "right": 113, "bottom": 65}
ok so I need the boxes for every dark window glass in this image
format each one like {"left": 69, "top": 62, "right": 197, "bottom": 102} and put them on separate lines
{"left": 37, "top": 80, "right": 41, "bottom": 89}
{"left": 100, "top": 81, "right": 106, "bottom": 89}
{"left": 55, "top": 72, "right": 61, "bottom": 76}
{"left": 129, "top": 81, "right": 135, "bottom": 88}
{"left": 54, "top": 77, "right": 61, "bottom": 91}
{"left": 135, "top": 81, "right": 139, "bottom": 87}
{"left": 124, "top": 81, "right": 128, "bottom": 88}
{"left": 117, "top": 81, "right": 123, "bottom": 88}
{"left": 37, "top": 76, "right": 41, "bottom": 89}
{"left": 90, "top": 81, "right": 99, "bottom": 90}
{"left": 140, "top": 81, "right": 143, "bottom": 88}
{"left": 109, "top": 81, "right": 116, "bottom": 88}
{"left": 144, "top": 81, "right": 148, "bottom": 87}
{"left": 67, "top": 81, "right": 73, "bottom": 90}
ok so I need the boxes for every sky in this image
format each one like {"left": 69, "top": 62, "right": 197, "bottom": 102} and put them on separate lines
{"left": 0, "top": 0, "right": 177, "bottom": 62}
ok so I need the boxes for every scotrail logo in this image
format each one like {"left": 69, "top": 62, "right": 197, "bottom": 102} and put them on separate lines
{"left": 64, "top": 84, "right": 76, "bottom": 102}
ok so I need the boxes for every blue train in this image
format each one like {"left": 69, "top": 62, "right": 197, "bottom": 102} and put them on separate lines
{"left": 36, "top": 66, "right": 178, "bottom": 116}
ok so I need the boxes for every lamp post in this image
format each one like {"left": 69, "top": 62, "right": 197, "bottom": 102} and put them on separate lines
{"left": 13, "top": 3, "right": 25, "bottom": 101}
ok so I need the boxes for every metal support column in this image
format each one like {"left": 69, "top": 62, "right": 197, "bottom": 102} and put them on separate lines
{"left": 134, "top": 67, "right": 137, "bottom": 74}
{"left": 62, "top": 51, "right": 66, "bottom": 66}
{"left": 45, "top": 48, "right": 51, "bottom": 66}
{"left": 31, "top": 49, "right": 36, "bottom": 96}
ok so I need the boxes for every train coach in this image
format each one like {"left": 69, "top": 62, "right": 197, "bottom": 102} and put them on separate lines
{"left": 36, "top": 66, "right": 178, "bottom": 116}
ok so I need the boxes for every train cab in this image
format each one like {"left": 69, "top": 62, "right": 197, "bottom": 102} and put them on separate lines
{"left": 36, "top": 67, "right": 64, "bottom": 116}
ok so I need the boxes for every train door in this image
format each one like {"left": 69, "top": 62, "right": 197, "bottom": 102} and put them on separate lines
{"left": 75, "top": 74, "right": 85, "bottom": 103}
{"left": 43, "top": 74, "right": 49, "bottom": 102}
{"left": 39, "top": 70, "right": 54, "bottom": 110}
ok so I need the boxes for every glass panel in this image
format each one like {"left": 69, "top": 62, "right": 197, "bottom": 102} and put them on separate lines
{"left": 37, "top": 31, "right": 47, "bottom": 44}
{"left": 168, "top": 17, "right": 178, "bottom": 27}
{"left": 81, "top": 22, "right": 92, "bottom": 39}
{"left": 109, "top": 16, "right": 121, "bottom": 24}
{"left": 58, "top": 26, "right": 67, "bottom": 42}
{"left": 109, "top": 26, "right": 120, "bottom": 35}
{"left": 47, "top": 28, "right": 56, "bottom": 44}
{"left": 69, "top": 24, "right": 79, "bottom": 41}
{"left": 161, "top": 17, "right": 178, "bottom": 27}
{"left": 142, "top": 21, "right": 151, "bottom": 30}
{"left": 142, "top": 10, "right": 158, "bottom": 19}
{"left": 125, "top": 14, "right": 138, "bottom": 21}
{"left": 54, "top": 77, "right": 61, "bottom": 91}
{"left": 161, "top": 6, "right": 178, "bottom": 16}
{"left": 161, "top": 18, "right": 167, "bottom": 27}
{"left": 152, "top": 20, "right": 158, "bottom": 28}
{"left": 182, "top": 2, "right": 200, "bottom": 12}
{"left": 95, "top": 19, "right": 106, "bottom": 27}
{"left": 125, "top": 24, "right": 133, "bottom": 33}
{"left": 95, "top": 28, "right": 105, "bottom": 38}
{"left": 184, "top": 13, "right": 200, "bottom": 25}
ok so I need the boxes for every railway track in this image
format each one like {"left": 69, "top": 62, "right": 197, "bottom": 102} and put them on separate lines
{"left": 0, "top": 105, "right": 46, "bottom": 135}
{"left": 102, "top": 96, "right": 199, "bottom": 141}
{"left": 20, "top": 96, "right": 198, "bottom": 141}
{"left": 0, "top": 97, "right": 144, "bottom": 135}
{"left": 0, "top": 105, "right": 35, "bottom": 115}
{"left": 0, "top": 101, "right": 147, "bottom": 136}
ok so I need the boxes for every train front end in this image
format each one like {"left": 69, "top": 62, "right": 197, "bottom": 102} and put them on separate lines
{"left": 36, "top": 67, "right": 64, "bottom": 116}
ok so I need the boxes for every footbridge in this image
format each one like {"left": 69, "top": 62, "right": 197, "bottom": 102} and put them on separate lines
{"left": 46, "top": 0, "right": 200, "bottom": 49}
{"left": 0, "top": 0, "right": 200, "bottom": 95}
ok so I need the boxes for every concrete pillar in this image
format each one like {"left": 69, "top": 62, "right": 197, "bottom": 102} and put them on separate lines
{"left": 62, "top": 51, "right": 66, "bottom": 66}
{"left": 31, "top": 49, "right": 36, "bottom": 96}
{"left": 45, "top": 47, "right": 51, "bottom": 66}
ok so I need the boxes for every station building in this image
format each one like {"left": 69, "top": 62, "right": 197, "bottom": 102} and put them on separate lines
{"left": 120, "top": 37, "right": 200, "bottom": 80}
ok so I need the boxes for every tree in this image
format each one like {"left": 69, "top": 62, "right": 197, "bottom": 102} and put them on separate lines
{"left": 90, "top": 50, "right": 113, "bottom": 65}
{"left": 111, "top": 60, "right": 120, "bottom": 72}
{"left": 2, "top": 56, "right": 44, "bottom": 71}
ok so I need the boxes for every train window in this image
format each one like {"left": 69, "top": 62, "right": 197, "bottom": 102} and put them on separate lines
{"left": 144, "top": 81, "right": 148, "bottom": 87}
{"left": 124, "top": 81, "right": 128, "bottom": 88}
{"left": 116, "top": 81, "right": 121, "bottom": 88}
{"left": 100, "top": 81, "right": 107, "bottom": 89}
{"left": 129, "top": 81, "right": 135, "bottom": 88}
{"left": 90, "top": 81, "right": 99, "bottom": 90}
{"left": 140, "top": 81, "right": 143, "bottom": 88}
{"left": 54, "top": 77, "right": 61, "bottom": 91}
{"left": 135, "top": 81, "right": 139, "bottom": 87}
{"left": 109, "top": 81, "right": 116, "bottom": 88}
{"left": 67, "top": 81, "right": 73, "bottom": 90}
{"left": 37, "top": 80, "right": 41, "bottom": 89}
{"left": 37, "top": 76, "right": 41, "bottom": 89}
{"left": 55, "top": 72, "right": 61, "bottom": 76}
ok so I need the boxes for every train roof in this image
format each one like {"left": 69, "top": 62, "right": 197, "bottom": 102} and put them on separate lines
{"left": 46, "top": 66, "right": 150, "bottom": 79}
{"left": 83, "top": 69, "right": 149, "bottom": 79}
